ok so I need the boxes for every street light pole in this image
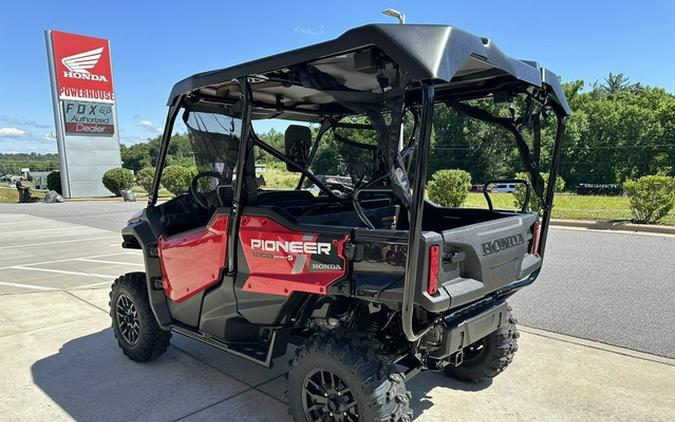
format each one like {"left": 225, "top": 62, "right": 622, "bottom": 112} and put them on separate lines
{"left": 383, "top": 8, "right": 405, "bottom": 24}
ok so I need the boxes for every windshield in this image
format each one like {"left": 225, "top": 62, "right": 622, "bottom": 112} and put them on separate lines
{"left": 183, "top": 106, "right": 243, "bottom": 183}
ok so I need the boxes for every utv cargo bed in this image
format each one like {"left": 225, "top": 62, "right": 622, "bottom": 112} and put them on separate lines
{"left": 353, "top": 212, "right": 540, "bottom": 312}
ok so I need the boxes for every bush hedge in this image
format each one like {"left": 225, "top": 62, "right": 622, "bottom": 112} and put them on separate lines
{"left": 513, "top": 172, "right": 565, "bottom": 212}
{"left": 137, "top": 167, "right": 156, "bottom": 193}
{"left": 102, "top": 168, "right": 135, "bottom": 196}
{"left": 623, "top": 175, "right": 675, "bottom": 224}
{"left": 427, "top": 169, "right": 472, "bottom": 207}
{"left": 47, "top": 170, "right": 62, "bottom": 194}
{"left": 161, "top": 165, "right": 196, "bottom": 195}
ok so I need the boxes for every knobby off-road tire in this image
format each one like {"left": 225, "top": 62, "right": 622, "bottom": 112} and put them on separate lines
{"left": 109, "top": 272, "right": 171, "bottom": 362}
{"left": 444, "top": 305, "right": 519, "bottom": 383}
{"left": 288, "top": 329, "right": 412, "bottom": 422}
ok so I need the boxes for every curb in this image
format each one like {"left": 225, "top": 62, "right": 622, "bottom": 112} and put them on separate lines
{"left": 550, "top": 218, "right": 675, "bottom": 235}
{"left": 520, "top": 326, "right": 675, "bottom": 366}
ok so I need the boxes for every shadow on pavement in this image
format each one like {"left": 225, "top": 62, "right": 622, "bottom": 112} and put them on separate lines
{"left": 31, "top": 328, "right": 250, "bottom": 421}
{"left": 31, "top": 328, "right": 487, "bottom": 421}
{"left": 408, "top": 370, "right": 492, "bottom": 418}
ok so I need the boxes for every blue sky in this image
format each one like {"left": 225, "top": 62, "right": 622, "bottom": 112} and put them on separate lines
{"left": 1, "top": 0, "right": 674, "bottom": 153}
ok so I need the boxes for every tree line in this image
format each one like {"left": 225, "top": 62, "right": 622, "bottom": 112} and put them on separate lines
{"left": 428, "top": 74, "right": 674, "bottom": 187}
{"left": 0, "top": 153, "right": 59, "bottom": 174}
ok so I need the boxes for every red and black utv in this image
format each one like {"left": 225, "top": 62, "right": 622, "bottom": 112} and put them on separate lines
{"left": 111, "top": 23, "right": 569, "bottom": 421}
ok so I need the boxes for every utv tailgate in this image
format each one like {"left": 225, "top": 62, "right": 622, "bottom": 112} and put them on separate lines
{"left": 353, "top": 213, "right": 541, "bottom": 313}
{"left": 429, "top": 213, "right": 541, "bottom": 311}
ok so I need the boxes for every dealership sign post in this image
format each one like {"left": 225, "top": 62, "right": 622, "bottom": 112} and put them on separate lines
{"left": 45, "top": 30, "right": 121, "bottom": 197}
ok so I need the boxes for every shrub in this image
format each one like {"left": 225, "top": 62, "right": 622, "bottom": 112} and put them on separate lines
{"left": 513, "top": 172, "right": 565, "bottom": 212}
{"left": 623, "top": 175, "right": 675, "bottom": 224}
{"left": 47, "top": 170, "right": 62, "bottom": 194}
{"left": 137, "top": 167, "right": 156, "bottom": 193}
{"left": 102, "top": 168, "right": 135, "bottom": 196}
{"left": 161, "top": 165, "right": 194, "bottom": 195}
{"left": 427, "top": 169, "right": 472, "bottom": 207}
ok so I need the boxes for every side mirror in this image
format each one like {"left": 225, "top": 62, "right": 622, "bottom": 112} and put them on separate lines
{"left": 284, "top": 125, "right": 311, "bottom": 171}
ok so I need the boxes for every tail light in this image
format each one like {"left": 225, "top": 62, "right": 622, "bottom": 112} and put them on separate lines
{"left": 427, "top": 245, "right": 440, "bottom": 295}
{"left": 531, "top": 219, "right": 541, "bottom": 256}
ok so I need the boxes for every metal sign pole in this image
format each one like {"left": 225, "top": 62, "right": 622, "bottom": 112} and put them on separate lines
{"left": 44, "top": 30, "right": 71, "bottom": 198}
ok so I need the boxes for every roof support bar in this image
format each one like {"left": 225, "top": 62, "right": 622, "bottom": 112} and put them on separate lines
{"left": 148, "top": 97, "right": 182, "bottom": 206}
{"left": 537, "top": 115, "right": 566, "bottom": 257}
{"left": 227, "top": 78, "right": 253, "bottom": 275}
{"left": 401, "top": 81, "right": 435, "bottom": 342}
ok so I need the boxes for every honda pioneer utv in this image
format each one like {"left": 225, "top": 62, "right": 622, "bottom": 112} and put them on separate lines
{"left": 111, "top": 23, "right": 569, "bottom": 421}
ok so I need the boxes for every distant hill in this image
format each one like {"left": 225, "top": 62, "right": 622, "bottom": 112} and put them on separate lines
{"left": 0, "top": 153, "right": 60, "bottom": 174}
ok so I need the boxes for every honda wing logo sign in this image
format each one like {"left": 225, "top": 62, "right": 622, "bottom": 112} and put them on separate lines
{"left": 45, "top": 29, "right": 122, "bottom": 199}
{"left": 50, "top": 31, "right": 115, "bottom": 102}
{"left": 61, "top": 47, "right": 109, "bottom": 82}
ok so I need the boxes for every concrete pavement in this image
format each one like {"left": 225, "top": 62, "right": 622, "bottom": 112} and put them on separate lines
{"left": 1, "top": 209, "right": 674, "bottom": 420}
{"left": 0, "top": 287, "right": 673, "bottom": 421}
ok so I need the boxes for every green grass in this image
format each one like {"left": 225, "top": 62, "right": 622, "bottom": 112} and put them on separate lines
{"left": 0, "top": 186, "right": 46, "bottom": 203}
{"left": 463, "top": 192, "right": 675, "bottom": 225}
{"left": 262, "top": 167, "right": 302, "bottom": 189}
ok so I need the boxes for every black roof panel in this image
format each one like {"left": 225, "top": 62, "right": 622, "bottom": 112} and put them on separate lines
{"left": 168, "top": 24, "right": 570, "bottom": 115}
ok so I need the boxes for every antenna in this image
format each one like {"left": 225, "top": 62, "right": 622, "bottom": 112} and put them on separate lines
{"left": 383, "top": 8, "right": 405, "bottom": 24}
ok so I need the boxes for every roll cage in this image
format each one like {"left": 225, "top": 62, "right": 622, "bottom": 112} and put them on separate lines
{"left": 149, "top": 24, "right": 570, "bottom": 342}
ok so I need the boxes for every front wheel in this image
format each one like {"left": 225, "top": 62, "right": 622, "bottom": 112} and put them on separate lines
{"left": 109, "top": 272, "right": 171, "bottom": 362}
{"left": 444, "top": 306, "right": 519, "bottom": 383}
{"left": 287, "top": 330, "right": 412, "bottom": 422}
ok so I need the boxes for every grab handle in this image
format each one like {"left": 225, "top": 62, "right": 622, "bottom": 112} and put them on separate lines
{"left": 482, "top": 179, "right": 530, "bottom": 213}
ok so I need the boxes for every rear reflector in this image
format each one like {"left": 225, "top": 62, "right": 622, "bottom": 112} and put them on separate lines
{"left": 532, "top": 220, "right": 541, "bottom": 256}
{"left": 427, "top": 245, "right": 440, "bottom": 295}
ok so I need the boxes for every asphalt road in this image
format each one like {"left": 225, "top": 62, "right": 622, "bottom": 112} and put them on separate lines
{"left": 1, "top": 201, "right": 673, "bottom": 358}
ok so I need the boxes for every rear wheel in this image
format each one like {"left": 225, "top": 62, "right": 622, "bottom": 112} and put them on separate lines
{"left": 444, "top": 306, "right": 519, "bottom": 383}
{"left": 288, "top": 330, "right": 412, "bottom": 422}
{"left": 109, "top": 272, "right": 171, "bottom": 362}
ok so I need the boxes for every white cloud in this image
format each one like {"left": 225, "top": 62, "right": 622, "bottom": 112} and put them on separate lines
{"left": 0, "top": 127, "right": 27, "bottom": 137}
{"left": 137, "top": 120, "right": 163, "bottom": 134}
{"left": 294, "top": 24, "right": 325, "bottom": 35}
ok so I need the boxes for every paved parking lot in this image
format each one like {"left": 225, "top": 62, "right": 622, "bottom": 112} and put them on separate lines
{"left": 0, "top": 213, "right": 142, "bottom": 294}
{"left": 1, "top": 210, "right": 675, "bottom": 421}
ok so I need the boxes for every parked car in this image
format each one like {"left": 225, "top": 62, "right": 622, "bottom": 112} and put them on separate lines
{"left": 492, "top": 183, "right": 517, "bottom": 193}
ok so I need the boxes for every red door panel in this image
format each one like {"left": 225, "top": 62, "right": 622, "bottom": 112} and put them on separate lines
{"left": 158, "top": 215, "right": 229, "bottom": 303}
{"left": 239, "top": 215, "right": 348, "bottom": 297}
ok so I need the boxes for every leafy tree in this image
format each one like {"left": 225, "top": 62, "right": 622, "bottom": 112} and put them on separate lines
{"left": 597, "top": 72, "right": 637, "bottom": 95}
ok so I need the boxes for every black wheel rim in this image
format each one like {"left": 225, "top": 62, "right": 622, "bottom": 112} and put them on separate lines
{"left": 116, "top": 294, "right": 140, "bottom": 345}
{"left": 302, "top": 368, "right": 359, "bottom": 422}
